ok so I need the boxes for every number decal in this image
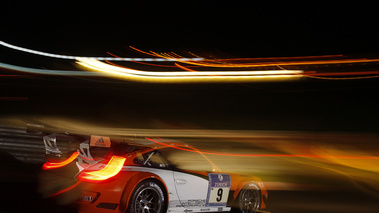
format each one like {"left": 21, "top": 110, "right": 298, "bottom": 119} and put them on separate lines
{"left": 216, "top": 188, "right": 223, "bottom": 202}
{"left": 206, "top": 174, "right": 231, "bottom": 206}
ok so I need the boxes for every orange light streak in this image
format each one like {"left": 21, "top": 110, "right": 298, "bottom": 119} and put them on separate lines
{"left": 122, "top": 60, "right": 179, "bottom": 68}
{"left": 153, "top": 53, "right": 379, "bottom": 68}
{"left": 169, "top": 52, "right": 187, "bottom": 58}
{"left": 304, "top": 70, "right": 379, "bottom": 77}
{"left": 106, "top": 52, "right": 123, "bottom": 58}
{"left": 198, "top": 54, "right": 345, "bottom": 62}
{"left": 175, "top": 63, "right": 197, "bottom": 72}
{"left": 42, "top": 151, "right": 80, "bottom": 170}
{"left": 146, "top": 138, "right": 379, "bottom": 160}
{"left": 50, "top": 181, "right": 81, "bottom": 197}
{"left": 129, "top": 46, "right": 161, "bottom": 57}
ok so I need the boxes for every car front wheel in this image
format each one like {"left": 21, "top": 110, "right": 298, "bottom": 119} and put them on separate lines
{"left": 234, "top": 183, "right": 261, "bottom": 213}
{"left": 128, "top": 180, "right": 166, "bottom": 213}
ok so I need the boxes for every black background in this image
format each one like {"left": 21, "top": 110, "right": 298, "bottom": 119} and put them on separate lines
{"left": 1, "top": 1, "right": 379, "bottom": 132}
{"left": 2, "top": 1, "right": 379, "bottom": 57}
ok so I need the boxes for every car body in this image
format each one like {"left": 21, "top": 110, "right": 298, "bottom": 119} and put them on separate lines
{"left": 41, "top": 135, "right": 268, "bottom": 213}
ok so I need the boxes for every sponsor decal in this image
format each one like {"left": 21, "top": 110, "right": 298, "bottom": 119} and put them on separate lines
{"left": 181, "top": 199, "right": 206, "bottom": 207}
{"left": 150, "top": 182, "right": 165, "bottom": 201}
{"left": 218, "top": 174, "right": 223, "bottom": 181}
{"left": 90, "top": 135, "right": 111, "bottom": 148}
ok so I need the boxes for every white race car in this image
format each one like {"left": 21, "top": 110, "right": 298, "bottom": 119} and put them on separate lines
{"left": 41, "top": 135, "right": 268, "bottom": 213}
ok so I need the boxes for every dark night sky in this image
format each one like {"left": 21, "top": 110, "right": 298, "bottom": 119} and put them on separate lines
{"left": 1, "top": 1, "right": 379, "bottom": 132}
{"left": 2, "top": 1, "right": 379, "bottom": 58}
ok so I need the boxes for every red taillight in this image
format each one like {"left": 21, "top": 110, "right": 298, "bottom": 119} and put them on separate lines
{"left": 43, "top": 151, "right": 80, "bottom": 170}
{"left": 78, "top": 155, "right": 126, "bottom": 182}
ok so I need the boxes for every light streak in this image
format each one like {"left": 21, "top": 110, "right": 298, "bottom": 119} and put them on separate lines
{"left": 105, "top": 52, "right": 183, "bottom": 68}
{"left": 0, "top": 41, "right": 202, "bottom": 61}
{"left": 152, "top": 51, "right": 379, "bottom": 68}
{"left": 129, "top": 45, "right": 159, "bottom": 57}
{"left": 187, "top": 53, "right": 345, "bottom": 62}
{"left": 162, "top": 57, "right": 379, "bottom": 68}
{"left": 76, "top": 58, "right": 304, "bottom": 83}
{"left": 4, "top": 41, "right": 379, "bottom": 82}
{"left": 43, "top": 151, "right": 80, "bottom": 169}
{"left": 50, "top": 181, "right": 81, "bottom": 197}
{"left": 304, "top": 71, "right": 379, "bottom": 80}
{"left": 0, "top": 62, "right": 103, "bottom": 76}
{"left": 175, "top": 63, "right": 197, "bottom": 72}
{"left": 146, "top": 137, "right": 379, "bottom": 160}
{"left": 0, "top": 61, "right": 303, "bottom": 83}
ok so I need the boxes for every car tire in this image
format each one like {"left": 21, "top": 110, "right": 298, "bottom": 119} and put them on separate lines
{"left": 232, "top": 183, "right": 261, "bottom": 213}
{"left": 127, "top": 180, "right": 167, "bottom": 213}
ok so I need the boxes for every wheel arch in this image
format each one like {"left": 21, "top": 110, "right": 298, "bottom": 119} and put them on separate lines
{"left": 232, "top": 181, "right": 264, "bottom": 212}
{"left": 234, "top": 179, "right": 260, "bottom": 199}
{"left": 118, "top": 172, "right": 169, "bottom": 213}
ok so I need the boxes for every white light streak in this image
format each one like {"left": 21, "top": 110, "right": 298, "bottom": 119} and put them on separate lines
{"left": 0, "top": 62, "right": 103, "bottom": 76}
{"left": 0, "top": 41, "right": 203, "bottom": 61}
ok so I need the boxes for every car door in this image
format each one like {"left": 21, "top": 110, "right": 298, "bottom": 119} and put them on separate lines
{"left": 167, "top": 148, "right": 213, "bottom": 208}
{"left": 173, "top": 170, "right": 209, "bottom": 208}
{"left": 158, "top": 145, "right": 231, "bottom": 209}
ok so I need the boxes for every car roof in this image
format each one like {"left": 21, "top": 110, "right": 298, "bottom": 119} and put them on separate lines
{"left": 111, "top": 137, "right": 196, "bottom": 155}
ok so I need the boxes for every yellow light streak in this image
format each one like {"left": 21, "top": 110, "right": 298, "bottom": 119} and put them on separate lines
{"left": 77, "top": 58, "right": 302, "bottom": 76}
{"left": 76, "top": 58, "right": 304, "bottom": 83}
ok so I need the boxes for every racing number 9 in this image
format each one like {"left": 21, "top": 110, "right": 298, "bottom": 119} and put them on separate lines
{"left": 216, "top": 188, "right": 223, "bottom": 202}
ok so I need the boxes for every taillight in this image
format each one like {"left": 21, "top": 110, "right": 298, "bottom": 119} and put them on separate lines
{"left": 43, "top": 151, "right": 80, "bottom": 170}
{"left": 78, "top": 155, "right": 126, "bottom": 182}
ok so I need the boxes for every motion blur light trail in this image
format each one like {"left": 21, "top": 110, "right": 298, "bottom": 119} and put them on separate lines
{"left": 2, "top": 40, "right": 379, "bottom": 82}
{"left": 77, "top": 58, "right": 302, "bottom": 77}
{"left": 3, "top": 117, "right": 379, "bottom": 195}
{"left": 0, "top": 41, "right": 202, "bottom": 61}
{"left": 77, "top": 58, "right": 303, "bottom": 83}
{"left": 150, "top": 50, "right": 379, "bottom": 68}
{"left": 42, "top": 151, "right": 80, "bottom": 169}
{"left": 0, "top": 62, "right": 103, "bottom": 76}
{"left": 127, "top": 46, "right": 379, "bottom": 68}
{"left": 147, "top": 137, "right": 379, "bottom": 160}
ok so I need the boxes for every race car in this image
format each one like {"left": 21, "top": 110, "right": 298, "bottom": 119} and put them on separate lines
{"left": 41, "top": 134, "right": 268, "bottom": 213}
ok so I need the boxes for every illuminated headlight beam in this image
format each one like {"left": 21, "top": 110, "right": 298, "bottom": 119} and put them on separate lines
{"left": 0, "top": 41, "right": 202, "bottom": 61}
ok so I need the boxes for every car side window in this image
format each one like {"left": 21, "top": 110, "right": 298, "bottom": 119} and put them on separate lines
{"left": 134, "top": 150, "right": 171, "bottom": 169}
{"left": 163, "top": 148, "right": 214, "bottom": 171}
